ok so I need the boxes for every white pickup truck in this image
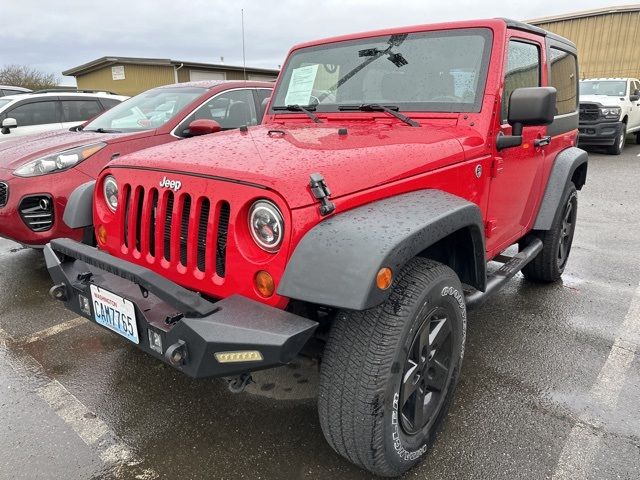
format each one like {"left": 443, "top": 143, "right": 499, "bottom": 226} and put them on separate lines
{"left": 578, "top": 77, "right": 640, "bottom": 154}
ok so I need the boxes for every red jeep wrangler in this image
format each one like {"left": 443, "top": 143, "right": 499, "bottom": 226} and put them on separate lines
{"left": 45, "top": 19, "right": 587, "bottom": 477}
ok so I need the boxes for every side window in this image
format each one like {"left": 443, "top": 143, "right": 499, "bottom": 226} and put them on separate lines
{"left": 61, "top": 100, "right": 103, "bottom": 122}
{"left": 255, "top": 88, "right": 272, "bottom": 118}
{"left": 177, "top": 89, "right": 258, "bottom": 136}
{"left": 2, "top": 89, "right": 22, "bottom": 96}
{"left": 631, "top": 81, "right": 639, "bottom": 97}
{"left": 99, "top": 98, "right": 122, "bottom": 109}
{"left": 7, "top": 101, "right": 58, "bottom": 127}
{"left": 549, "top": 47, "right": 578, "bottom": 115}
{"left": 502, "top": 40, "right": 541, "bottom": 122}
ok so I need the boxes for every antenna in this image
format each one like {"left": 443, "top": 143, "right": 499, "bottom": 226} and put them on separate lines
{"left": 241, "top": 8, "right": 247, "bottom": 80}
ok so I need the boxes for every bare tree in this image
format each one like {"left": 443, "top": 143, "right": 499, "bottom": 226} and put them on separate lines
{"left": 0, "top": 65, "right": 59, "bottom": 90}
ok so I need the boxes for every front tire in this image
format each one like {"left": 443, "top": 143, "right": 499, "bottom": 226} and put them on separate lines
{"left": 318, "top": 258, "right": 467, "bottom": 477}
{"left": 607, "top": 128, "right": 626, "bottom": 155}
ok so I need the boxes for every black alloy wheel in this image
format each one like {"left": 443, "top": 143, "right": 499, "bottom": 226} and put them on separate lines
{"left": 400, "top": 308, "right": 454, "bottom": 435}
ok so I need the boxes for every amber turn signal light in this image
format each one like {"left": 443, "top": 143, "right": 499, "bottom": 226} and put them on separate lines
{"left": 255, "top": 270, "right": 275, "bottom": 297}
{"left": 376, "top": 267, "right": 393, "bottom": 290}
{"left": 97, "top": 224, "right": 108, "bottom": 245}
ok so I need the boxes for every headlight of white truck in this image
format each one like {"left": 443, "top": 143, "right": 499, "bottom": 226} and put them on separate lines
{"left": 600, "top": 107, "right": 622, "bottom": 119}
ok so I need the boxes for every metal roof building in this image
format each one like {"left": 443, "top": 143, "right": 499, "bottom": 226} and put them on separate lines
{"left": 529, "top": 4, "right": 640, "bottom": 79}
{"left": 63, "top": 57, "right": 279, "bottom": 96}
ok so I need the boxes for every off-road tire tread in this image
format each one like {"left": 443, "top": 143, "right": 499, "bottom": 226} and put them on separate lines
{"left": 318, "top": 258, "right": 459, "bottom": 476}
{"left": 522, "top": 182, "right": 577, "bottom": 282}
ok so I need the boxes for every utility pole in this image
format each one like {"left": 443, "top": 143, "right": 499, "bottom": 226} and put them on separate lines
{"left": 241, "top": 9, "right": 247, "bottom": 80}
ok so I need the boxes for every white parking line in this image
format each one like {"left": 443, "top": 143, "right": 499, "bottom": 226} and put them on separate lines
{"left": 0, "top": 325, "right": 157, "bottom": 479}
{"left": 552, "top": 281, "right": 640, "bottom": 480}
{"left": 20, "top": 316, "right": 87, "bottom": 344}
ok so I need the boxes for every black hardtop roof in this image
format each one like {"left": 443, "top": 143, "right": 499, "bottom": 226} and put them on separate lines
{"left": 499, "top": 18, "right": 577, "bottom": 50}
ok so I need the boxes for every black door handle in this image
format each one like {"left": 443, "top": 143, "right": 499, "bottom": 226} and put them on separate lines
{"left": 534, "top": 136, "right": 551, "bottom": 147}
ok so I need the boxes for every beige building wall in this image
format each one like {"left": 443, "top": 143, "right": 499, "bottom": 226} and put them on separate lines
{"left": 176, "top": 68, "right": 268, "bottom": 83}
{"left": 532, "top": 9, "right": 640, "bottom": 79}
{"left": 76, "top": 64, "right": 176, "bottom": 96}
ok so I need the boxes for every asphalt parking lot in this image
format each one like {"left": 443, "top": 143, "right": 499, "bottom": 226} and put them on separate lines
{"left": 0, "top": 146, "right": 639, "bottom": 480}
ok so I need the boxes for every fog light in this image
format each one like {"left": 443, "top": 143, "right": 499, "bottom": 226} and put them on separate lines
{"left": 376, "top": 267, "right": 393, "bottom": 290}
{"left": 97, "top": 224, "right": 107, "bottom": 245}
{"left": 254, "top": 270, "right": 275, "bottom": 298}
{"left": 148, "top": 329, "right": 163, "bottom": 354}
{"left": 215, "top": 351, "right": 263, "bottom": 363}
{"left": 79, "top": 294, "right": 91, "bottom": 315}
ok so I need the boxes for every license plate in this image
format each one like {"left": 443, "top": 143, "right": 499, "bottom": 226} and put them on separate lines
{"left": 90, "top": 285, "right": 139, "bottom": 344}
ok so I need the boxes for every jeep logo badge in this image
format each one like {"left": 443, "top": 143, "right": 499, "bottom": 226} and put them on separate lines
{"left": 159, "top": 176, "right": 182, "bottom": 192}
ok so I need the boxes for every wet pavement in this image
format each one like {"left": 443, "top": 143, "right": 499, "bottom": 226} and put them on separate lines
{"left": 1, "top": 147, "right": 639, "bottom": 479}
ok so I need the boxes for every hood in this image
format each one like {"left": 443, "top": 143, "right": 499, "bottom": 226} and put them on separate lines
{"left": 111, "top": 121, "right": 468, "bottom": 208}
{"left": 0, "top": 129, "right": 153, "bottom": 171}
{"left": 580, "top": 95, "right": 622, "bottom": 107}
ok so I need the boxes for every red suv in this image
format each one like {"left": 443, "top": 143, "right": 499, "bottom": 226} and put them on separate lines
{"left": 46, "top": 20, "right": 586, "bottom": 477}
{"left": 0, "top": 81, "right": 272, "bottom": 247}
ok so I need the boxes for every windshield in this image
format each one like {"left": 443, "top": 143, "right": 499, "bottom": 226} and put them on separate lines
{"left": 0, "top": 99, "right": 12, "bottom": 110}
{"left": 271, "top": 28, "right": 492, "bottom": 114}
{"left": 84, "top": 87, "right": 207, "bottom": 132}
{"left": 580, "top": 81, "right": 627, "bottom": 97}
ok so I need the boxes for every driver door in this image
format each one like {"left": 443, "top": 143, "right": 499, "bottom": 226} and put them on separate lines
{"left": 3, "top": 99, "right": 62, "bottom": 139}
{"left": 485, "top": 34, "right": 548, "bottom": 255}
{"left": 628, "top": 80, "right": 640, "bottom": 130}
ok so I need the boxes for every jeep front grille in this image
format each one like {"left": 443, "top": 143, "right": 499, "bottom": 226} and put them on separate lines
{"left": 579, "top": 103, "right": 600, "bottom": 122}
{"left": 0, "top": 182, "right": 7, "bottom": 207}
{"left": 122, "top": 185, "right": 229, "bottom": 277}
{"left": 19, "top": 195, "right": 54, "bottom": 232}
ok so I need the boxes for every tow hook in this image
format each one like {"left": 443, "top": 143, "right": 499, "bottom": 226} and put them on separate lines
{"left": 49, "top": 283, "right": 68, "bottom": 301}
{"left": 226, "top": 373, "right": 253, "bottom": 394}
{"left": 165, "top": 340, "right": 188, "bottom": 366}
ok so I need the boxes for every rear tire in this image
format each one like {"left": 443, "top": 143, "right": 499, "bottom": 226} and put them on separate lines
{"left": 522, "top": 182, "right": 578, "bottom": 282}
{"left": 318, "top": 258, "right": 466, "bottom": 477}
{"left": 607, "top": 128, "right": 625, "bottom": 155}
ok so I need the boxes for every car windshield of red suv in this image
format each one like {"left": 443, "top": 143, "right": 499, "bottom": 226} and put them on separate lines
{"left": 271, "top": 28, "right": 492, "bottom": 114}
{"left": 83, "top": 86, "right": 207, "bottom": 132}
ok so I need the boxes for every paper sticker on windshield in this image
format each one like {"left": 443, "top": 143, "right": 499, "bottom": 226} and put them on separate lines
{"left": 284, "top": 64, "right": 319, "bottom": 105}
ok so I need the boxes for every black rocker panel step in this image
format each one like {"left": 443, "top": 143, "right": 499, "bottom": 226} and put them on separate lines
{"left": 465, "top": 238, "right": 543, "bottom": 310}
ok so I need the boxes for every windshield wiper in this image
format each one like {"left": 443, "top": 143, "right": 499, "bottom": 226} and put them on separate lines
{"left": 83, "top": 128, "right": 122, "bottom": 133}
{"left": 338, "top": 104, "right": 420, "bottom": 127}
{"left": 272, "top": 105, "right": 323, "bottom": 123}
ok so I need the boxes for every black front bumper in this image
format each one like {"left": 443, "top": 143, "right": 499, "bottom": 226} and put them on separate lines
{"left": 44, "top": 238, "right": 318, "bottom": 379}
{"left": 578, "top": 120, "right": 624, "bottom": 146}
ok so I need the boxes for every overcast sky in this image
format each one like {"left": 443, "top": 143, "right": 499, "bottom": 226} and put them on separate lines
{"left": 0, "top": 0, "right": 620, "bottom": 85}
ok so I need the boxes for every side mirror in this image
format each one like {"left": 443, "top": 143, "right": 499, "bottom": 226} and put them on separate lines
{"left": 630, "top": 94, "right": 640, "bottom": 102}
{"left": 1, "top": 117, "right": 17, "bottom": 135}
{"left": 497, "top": 87, "right": 557, "bottom": 150}
{"left": 186, "top": 119, "right": 221, "bottom": 137}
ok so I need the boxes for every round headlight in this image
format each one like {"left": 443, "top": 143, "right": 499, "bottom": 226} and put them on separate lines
{"left": 103, "top": 175, "right": 119, "bottom": 212}
{"left": 249, "top": 200, "right": 284, "bottom": 252}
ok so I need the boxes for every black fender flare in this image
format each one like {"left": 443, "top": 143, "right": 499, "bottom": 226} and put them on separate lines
{"left": 278, "top": 189, "right": 486, "bottom": 311}
{"left": 533, "top": 147, "right": 588, "bottom": 230}
{"left": 63, "top": 181, "right": 95, "bottom": 229}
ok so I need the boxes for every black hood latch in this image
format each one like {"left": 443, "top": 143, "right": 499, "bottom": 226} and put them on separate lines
{"left": 309, "top": 173, "right": 336, "bottom": 216}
